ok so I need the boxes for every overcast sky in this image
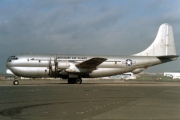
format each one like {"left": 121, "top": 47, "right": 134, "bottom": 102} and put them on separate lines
{"left": 0, "top": 0, "right": 180, "bottom": 73}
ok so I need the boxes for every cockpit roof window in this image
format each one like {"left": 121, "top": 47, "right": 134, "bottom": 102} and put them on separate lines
{"left": 7, "top": 56, "right": 18, "bottom": 62}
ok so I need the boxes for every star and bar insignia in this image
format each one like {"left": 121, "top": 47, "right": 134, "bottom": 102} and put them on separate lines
{"left": 122, "top": 59, "right": 136, "bottom": 66}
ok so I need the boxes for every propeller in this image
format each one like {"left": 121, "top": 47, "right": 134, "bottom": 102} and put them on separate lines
{"left": 54, "top": 55, "right": 58, "bottom": 76}
{"left": 49, "top": 55, "right": 57, "bottom": 76}
{"left": 49, "top": 57, "right": 52, "bottom": 76}
{"left": 54, "top": 55, "right": 58, "bottom": 67}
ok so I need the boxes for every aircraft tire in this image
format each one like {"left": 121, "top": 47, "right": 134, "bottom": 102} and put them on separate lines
{"left": 76, "top": 78, "right": 82, "bottom": 84}
{"left": 13, "top": 80, "right": 19, "bottom": 85}
{"left": 68, "top": 79, "right": 71, "bottom": 84}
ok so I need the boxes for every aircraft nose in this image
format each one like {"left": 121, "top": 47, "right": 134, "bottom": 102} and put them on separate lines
{"left": 6, "top": 56, "right": 15, "bottom": 68}
{"left": 6, "top": 59, "right": 11, "bottom": 68}
{"left": 6, "top": 62, "right": 12, "bottom": 71}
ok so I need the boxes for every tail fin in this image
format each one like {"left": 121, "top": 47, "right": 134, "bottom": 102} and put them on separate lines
{"left": 134, "top": 23, "right": 177, "bottom": 56}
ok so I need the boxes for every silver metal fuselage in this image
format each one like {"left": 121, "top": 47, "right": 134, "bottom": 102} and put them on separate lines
{"left": 6, "top": 23, "right": 179, "bottom": 84}
{"left": 6, "top": 54, "right": 171, "bottom": 78}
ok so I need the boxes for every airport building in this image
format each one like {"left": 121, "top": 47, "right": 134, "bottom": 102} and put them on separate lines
{"left": 164, "top": 72, "right": 180, "bottom": 79}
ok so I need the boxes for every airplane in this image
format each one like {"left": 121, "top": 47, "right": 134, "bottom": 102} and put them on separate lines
{"left": 6, "top": 23, "right": 178, "bottom": 85}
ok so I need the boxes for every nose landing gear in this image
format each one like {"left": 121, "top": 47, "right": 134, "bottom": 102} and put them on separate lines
{"left": 13, "top": 80, "right": 19, "bottom": 85}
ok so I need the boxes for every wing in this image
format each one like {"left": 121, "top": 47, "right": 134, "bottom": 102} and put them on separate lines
{"left": 76, "top": 58, "right": 107, "bottom": 68}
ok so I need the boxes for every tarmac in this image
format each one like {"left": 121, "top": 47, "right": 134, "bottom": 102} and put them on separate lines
{"left": 0, "top": 79, "right": 180, "bottom": 120}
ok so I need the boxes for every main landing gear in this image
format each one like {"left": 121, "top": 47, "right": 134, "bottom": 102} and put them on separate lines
{"left": 68, "top": 78, "right": 82, "bottom": 84}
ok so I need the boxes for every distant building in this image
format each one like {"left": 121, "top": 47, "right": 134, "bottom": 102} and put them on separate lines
{"left": 0, "top": 76, "right": 5, "bottom": 79}
{"left": 164, "top": 72, "right": 180, "bottom": 79}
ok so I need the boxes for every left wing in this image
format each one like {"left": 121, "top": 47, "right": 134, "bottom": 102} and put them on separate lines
{"left": 76, "top": 58, "right": 107, "bottom": 68}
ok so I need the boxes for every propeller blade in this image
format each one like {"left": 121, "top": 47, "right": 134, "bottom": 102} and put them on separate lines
{"left": 48, "top": 57, "right": 52, "bottom": 76}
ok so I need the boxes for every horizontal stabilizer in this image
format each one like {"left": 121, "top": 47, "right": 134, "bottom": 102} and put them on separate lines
{"left": 157, "top": 55, "right": 179, "bottom": 59}
{"left": 76, "top": 58, "right": 107, "bottom": 68}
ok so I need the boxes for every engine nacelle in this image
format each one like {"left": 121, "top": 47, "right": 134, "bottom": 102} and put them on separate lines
{"left": 132, "top": 68, "right": 145, "bottom": 74}
{"left": 59, "top": 70, "right": 69, "bottom": 79}
{"left": 66, "top": 63, "right": 80, "bottom": 73}
{"left": 51, "top": 65, "right": 56, "bottom": 72}
{"left": 57, "top": 61, "right": 69, "bottom": 69}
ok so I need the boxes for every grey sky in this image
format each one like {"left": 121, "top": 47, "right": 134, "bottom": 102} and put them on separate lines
{"left": 0, "top": 0, "right": 180, "bottom": 73}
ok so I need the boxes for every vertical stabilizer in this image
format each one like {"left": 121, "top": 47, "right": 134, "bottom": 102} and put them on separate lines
{"left": 134, "top": 23, "right": 176, "bottom": 56}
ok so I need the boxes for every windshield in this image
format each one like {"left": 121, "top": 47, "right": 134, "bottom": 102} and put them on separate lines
{"left": 7, "top": 56, "right": 18, "bottom": 62}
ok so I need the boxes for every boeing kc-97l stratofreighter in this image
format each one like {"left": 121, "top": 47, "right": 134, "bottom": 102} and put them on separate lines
{"left": 6, "top": 23, "right": 178, "bottom": 85}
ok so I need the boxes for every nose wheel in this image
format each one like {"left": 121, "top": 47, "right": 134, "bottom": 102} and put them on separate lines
{"left": 13, "top": 80, "right": 19, "bottom": 85}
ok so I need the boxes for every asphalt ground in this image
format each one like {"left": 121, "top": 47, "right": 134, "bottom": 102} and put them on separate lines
{"left": 0, "top": 79, "right": 180, "bottom": 120}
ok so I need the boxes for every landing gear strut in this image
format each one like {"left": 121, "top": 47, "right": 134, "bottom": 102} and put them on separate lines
{"left": 68, "top": 78, "right": 82, "bottom": 84}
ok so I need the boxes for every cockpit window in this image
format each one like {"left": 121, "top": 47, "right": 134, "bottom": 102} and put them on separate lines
{"left": 7, "top": 56, "right": 18, "bottom": 62}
